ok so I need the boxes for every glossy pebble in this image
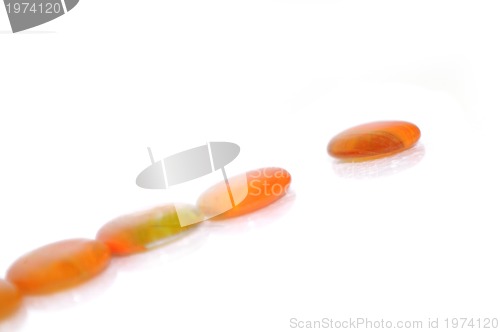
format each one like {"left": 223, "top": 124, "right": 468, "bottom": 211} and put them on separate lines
{"left": 327, "top": 121, "right": 421, "bottom": 161}
{"left": 198, "top": 167, "right": 291, "bottom": 220}
{"left": 0, "top": 279, "right": 21, "bottom": 321}
{"left": 7, "top": 239, "right": 111, "bottom": 295}
{"left": 97, "top": 204, "right": 202, "bottom": 255}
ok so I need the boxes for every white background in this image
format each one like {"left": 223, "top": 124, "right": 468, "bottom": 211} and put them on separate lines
{"left": 1, "top": 1, "right": 500, "bottom": 331}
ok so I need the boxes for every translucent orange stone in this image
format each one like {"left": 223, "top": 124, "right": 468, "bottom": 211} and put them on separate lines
{"left": 0, "top": 279, "right": 21, "bottom": 321}
{"left": 198, "top": 167, "right": 291, "bottom": 220}
{"left": 7, "top": 239, "right": 111, "bottom": 295}
{"left": 96, "top": 204, "right": 201, "bottom": 255}
{"left": 327, "top": 121, "right": 421, "bottom": 161}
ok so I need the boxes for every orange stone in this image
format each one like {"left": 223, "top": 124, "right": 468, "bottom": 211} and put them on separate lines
{"left": 0, "top": 279, "right": 21, "bottom": 321}
{"left": 327, "top": 121, "right": 421, "bottom": 161}
{"left": 197, "top": 167, "right": 291, "bottom": 220}
{"left": 7, "top": 239, "right": 111, "bottom": 295}
{"left": 96, "top": 204, "right": 202, "bottom": 255}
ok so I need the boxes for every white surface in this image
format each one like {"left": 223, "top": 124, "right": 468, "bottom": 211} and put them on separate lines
{"left": 1, "top": 1, "right": 500, "bottom": 331}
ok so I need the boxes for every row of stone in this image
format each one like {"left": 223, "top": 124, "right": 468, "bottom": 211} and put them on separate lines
{"left": 0, "top": 120, "right": 421, "bottom": 321}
